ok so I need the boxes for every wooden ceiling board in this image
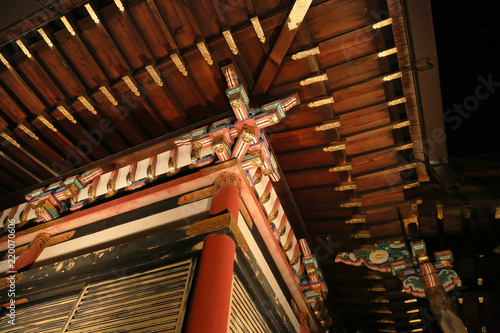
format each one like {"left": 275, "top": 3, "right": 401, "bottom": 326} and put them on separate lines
{"left": 54, "top": 31, "right": 108, "bottom": 89}
{"left": 345, "top": 128, "right": 395, "bottom": 155}
{"left": 33, "top": 42, "right": 86, "bottom": 96}
{"left": 14, "top": 55, "right": 65, "bottom": 107}
{"left": 128, "top": 2, "right": 171, "bottom": 59}
{"left": 156, "top": 0, "right": 197, "bottom": 50}
{"left": 350, "top": 148, "right": 399, "bottom": 174}
{"left": 361, "top": 188, "right": 405, "bottom": 207}
{"left": 1, "top": 144, "right": 53, "bottom": 179}
{"left": 272, "top": 104, "right": 332, "bottom": 129}
{"left": 268, "top": 126, "right": 335, "bottom": 153}
{"left": 283, "top": 168, "right": 341, "bottom": 189}
{"left": 0, "top": 70, "right": 45, "bottom": 115}
{"left": 79, "top": 24, "right": 128, "bottom": 80}
{"left": 305, "top": 0, "right": 370, "bottom": 45}
{"left": 101, "top": 8, "right": 151, "bottom": 70}
{"left": 292, "top": 186, "right": 351, "bottom": 205}
{"left": 0, "top": 84, "right": 26, "bottom": 123}
{"left": 277, "top": 147, "right": 339, "bottom": 172}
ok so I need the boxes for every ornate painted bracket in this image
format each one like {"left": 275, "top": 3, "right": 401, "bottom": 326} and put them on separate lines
{"left": 335, "top": 240, "right": 460, "bottom": 298}
{"left": 173, "top": 64, "right": 299, "bottom": 186}
{"left": 335, "top": 240, "right": 411, "bottom": 273}
{"left": 292, "top": 238, "right": 331, "bottom": 329}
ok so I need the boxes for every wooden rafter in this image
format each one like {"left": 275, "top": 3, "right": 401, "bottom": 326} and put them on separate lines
{"left": 145, "top": 0, "right": 218, "bottom": 118}
{"left": 251, "top": 0, "right": 313, "bottom": 97}
{"left": 387, "top": 0, "right": 428, "bottom": 182}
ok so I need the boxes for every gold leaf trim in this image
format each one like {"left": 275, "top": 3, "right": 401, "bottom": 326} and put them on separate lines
{"left": 37, "top": 28, "right": 53, "bottom": 47}
{"left": 396, "top": 143, "right": 414, "bottom": 151}
{"left": 372, "top": 18, "right": 393, "bottom": 30}
{"left": 114, "top": 0, "right": 125, "bottom": 11}
{"left": 191, "top": 142, "right": 201, "bottom": 163}
{"left": 308, "top": 96, "right": 334, "bottom": 108}
{"left": 105, "top": 178, "right": 117, "bottom": 198}
{"left": 289, "top": 254, "right": 300, "bottom": 266}
{"left": 18, "top": 123, "right": 38, "bottom": 140}
{"left": 122, "top": 75, "right": 140, "bottom": 96}
{"left": 383, "top": 72, "right": 402, "bottom": 81}
{"left": 252, "top": 168, "right": 263, "bottom": 185}
{"left": 404, "top": 182, "right": 420, "bottom": 190}
{"left": 393, "top": 120, "right": 410, "bottom": 129}
{"left": 250, "top": 17, "right": 266, "bottom": 43}
{"left": 300, "top": 73, "right": 328, "bottom": 86}
{"left": 147, "top": 165, "right": 156, "bottom": 182}
{"left": 323, "top": 141, "right": 346, "bottom": 152}
{"left": 397, "top": 163, "right": 417, "bottom": 171}
{"left": 16, "top": 40, "right": 32, "bottom": 58}
{"left": 291, "top": 46, "right": 320, "bottom": 60}
{"left": 329, "top": 163, "right": 352, "bottom": 172}
{"left": 0, "top": 132, "right": 20, "bottom": 148}
{"left": 278, "top": 224, "right": 287, "bottom": 236}
{"left": 368, "top": 286, "right": 387, "bottom": 293}
{"left": 287, "top": 0, "right": 313, "bottom": 30}
{"left": 388, "top": 97, "right": 406, "bottom": 106}
{"left": 99, "top": 85, "right": 118, "bottom": 106}
{"left": 315, "top": 119, "right": 340, "bottom": 131}
{"left": 85, "top": 3, "right": 100, "bottom": 24}
{"left": 88, "top": 185, "right": 96, "bottom": 203}
{"left": 267, "top": 209, "right": 279, "bottom": 223}
{"left": 167, "top": 156, "right": 179, "bottom": 176}
{"left": 213, "top": 172, "right": 242, "bottom": 194}
{"left": 378, "top": 47, "right": 397, "bottom": 58}
{"left": 282, "top": 241, "right": 292, "bottom": 252}
{"left": 126, "top": 172, "right": 135, "bottom": 187}
{"left": 57, "top": 105, "right": 76, "bottom": 123}
{"left": 346, "top": 215, "right": 366, "bottom": 224}
{"left": 372, "top": 298, "right": 389, "bottom": 303}
{"left": 146, "top": 64, "right": 164, "bottom": 86}
{"left": 260, "top": 192, "right": 271, "bottom": 204}
{"left": 37, "top": 115, "right": 57, "bottom": 132}
{"left": 335, "top": 182, "right": 357, "bottom": 191}
{"left": 0, "top": 52, "right": 11, "bottom": 69}
{"left": 340, "top": 198, "right": 363, "bottom": 208}
{"left": 196, "top": 41, "right": 213, "bottom": 65}
{"left": 186, "top": 216, "right": 230, "bottom": 237}
{"left": 170, "top": 52, "right": 188, "bottom": 76}
{"left": 61, "top": 16, "right": 76, "bottom": 36}
{"left": 223, "top": 29, "right": 239, "bottom": 55}
{"left": 78, "top": 95, "right": 97, "bottom": 115}
{"left": 436, "top": 204, "right": 444, "bottom": 219}
{"left": 351, "top": 230, "right": 371, "bottom": 239}
{"left": 463, "top": 204, "right": 472, "bottom": 219}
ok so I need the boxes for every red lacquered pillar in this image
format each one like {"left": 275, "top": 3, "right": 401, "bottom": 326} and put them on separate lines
{"left": 209, "top": 172, "right": 242, "bottom": 222}
{"left": 184, "top": 234, "right": 236, "bottom": 333}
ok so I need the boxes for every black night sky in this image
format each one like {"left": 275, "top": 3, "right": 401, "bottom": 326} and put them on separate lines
{"left": 430, "top": 1, "right": 500, "bottom": 157}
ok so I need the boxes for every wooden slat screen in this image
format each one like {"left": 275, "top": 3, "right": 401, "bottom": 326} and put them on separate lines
{"left": 229, "top": 275, "right": 273, "bottom": 333}
{"left": 64, "top": 260, "right": 194, "bottom": 333}
{"left": 0, "top": 293, "right": 79, "bottom": 333}
{"left": 0, "top": 259, "right": 195, "bottom": 333}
